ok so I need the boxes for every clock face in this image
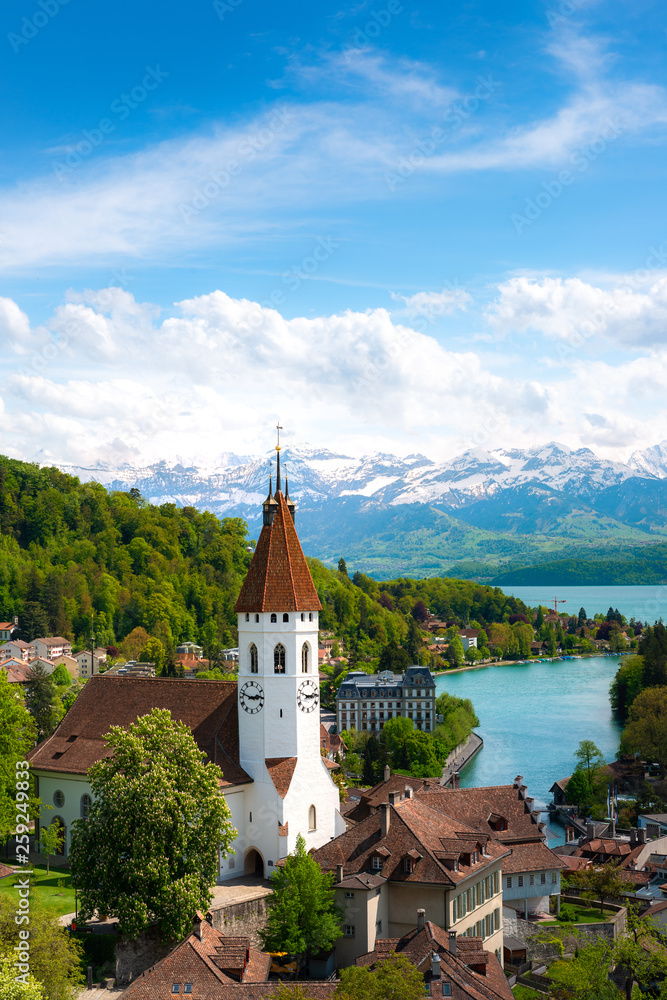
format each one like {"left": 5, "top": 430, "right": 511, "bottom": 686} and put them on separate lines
{"left": 240, "top": 680, "right": 265, "bottom": 714}
{"left": 297, "top": 679, "right": 319, "bottom": 713}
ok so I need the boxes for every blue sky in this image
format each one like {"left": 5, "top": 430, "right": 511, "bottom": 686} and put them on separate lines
{"left": 2, "top": 0, "right": 667, "bottom": 467}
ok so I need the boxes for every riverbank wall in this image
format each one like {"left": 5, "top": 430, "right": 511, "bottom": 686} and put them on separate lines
{"left": 441, "top": 732, "right": 483, "bottom": 786}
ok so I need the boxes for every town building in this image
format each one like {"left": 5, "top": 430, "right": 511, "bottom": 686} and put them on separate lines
{"left": 0, "top": 639, "right": 30, "bottom": 661}
{"left": 356, "top": 914, "right": 513, "bottom": 1000}
{"left": 30, "top": 636, "right": 73, "bottom": 660}
{"left": 0, "top": 618, "right": 19, "bottom": 642}
{"left": 27, "top": 445, "right": 344, "bottom": 879}
{"left": 75, "top": 647, "right": 107, "bottom": 677}
{"left": 336, "top": 666, "right": 437, "bottom": 733}
{"left": 1, "top": 659, "right": 33, "bottom": 690}
{"left": 312, "top": 793, "right": 507, "bottom": 968}
{"left": 458, "top": 630, "right": 480, "bottom": 651}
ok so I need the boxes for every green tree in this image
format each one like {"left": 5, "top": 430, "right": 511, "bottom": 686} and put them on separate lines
{"left": 446, "top": 634, "right": 464, "bottom": 668}
{"left": 548, "top": 937, "right": 620, "bottom": 1000}
{"left": 70, "top": 708, "right": 236, "bottom": 940}
{"left": 260, "top": 833, "right": 342, "bottom": 976}
{"left": 574, "top": 739, "right": 605, "bottom": 793}
{"left": 564, "top": 767, "right": 594, "bottom": 809}
{"left": 567, "top": 860, "right": 634, "bottom": 914}
{"left": 0, "top": 671, "right": 37, "bottom": 842}
{"left": 0, "top": 897, "right": 83, "bottom": 1000}
{"left": 610, "top": 655, "right": 645, "bottom": 719}
{"left": 578, "top": 606, "right": 587, "bottom": 626}
{"left": 338, "top": 558, "right": 348, "bottom": 576}
{"left": 378, "top": 641, "right": 410, "bottom": 674}
{"left": 336, "top": 953, "right": 425, "bottom": 1000}
{"left": 25, "top": 662, "right": 61, "bottom": 741}
{"left": 50, "top": 663, "right": 71, "bottom": 687}
{"left": 621, "top": 686, "right": 667, "bottom": 777}
{"left": 39, "top": 821, "right": 64, "bottom": 876}
{"left": 0, "top": 956, "right": 45, "bottom": 1000}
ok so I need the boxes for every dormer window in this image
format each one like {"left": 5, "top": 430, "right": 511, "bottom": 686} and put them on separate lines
{"left": 270, "top": 613, "right": 277, "bottom": 624}
{"left": 371, "top": 856, "right": 383, "bottom": 871}
{"left": 404, "top": 857, "right": 414, "bottom": 873}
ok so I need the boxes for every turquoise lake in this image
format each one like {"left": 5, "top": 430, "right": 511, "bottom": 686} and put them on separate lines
{"left": 435, "top": 655, "right": 624, "bottom": 842}
{"left": 505, "top": 585, "right": 667, "bottom": 623}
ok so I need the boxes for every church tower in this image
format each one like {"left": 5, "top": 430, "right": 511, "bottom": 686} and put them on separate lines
{"left": 234, "top": 431, "right": 344, "bottom": 878}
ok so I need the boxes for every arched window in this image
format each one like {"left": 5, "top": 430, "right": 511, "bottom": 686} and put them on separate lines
{"left": 80, "top": 794, "right": 91, "bottom": 820}
{"left": 302, "top": 643, "right": 309, "bottom": 673}
{"left": 274, "top": 644, "right": 286, "bottom": 674}
{"left": 270, "top": 613, "right": 277, "bottom": 624}
{"left": 300, "top": 613, "right": 304, "bottom": 622}
{"left": 255, "top": 614, "right": 259, "bottom": 623}
{"left": 250, "top": 643, "right": 258, "bottom": 674}
{"left": 308, "top": 805, "right": 317, "bottom": 831}
{"left": 309, "top": 613, "right": 313, "bottom": 621}
{"left": 283, "top": 613, "right": 289, "bottom": 623}
{"left": 245, "top": 613, "right": 249, "bottom": 622}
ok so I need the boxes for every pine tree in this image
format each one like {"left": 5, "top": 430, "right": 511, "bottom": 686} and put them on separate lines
{"left": 25, "top": 662, "right": 61, "bottom": 740}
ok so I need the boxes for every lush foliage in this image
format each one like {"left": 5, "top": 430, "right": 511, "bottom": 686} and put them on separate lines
{"left": 260, "top": 833, "right": 342, "bottom": 974}
{"left": 25, "top": 662, "right": 62, "bottom": 741}
{"left": 0, "top": 896, "right": 83, "bottom": 1000}
{"left": 0, "top": 671, "right": 37, "bottom": 841}
{"left": 621, "top": 686, "right": 667, "bottom": 778}
{"left": 336, "top": 953, "right": 426, "bottom": 1000}
{"left": 39, "top": 822, "right": 64, "bottom": 876}
{"left": 611, "top": 624, "right": 667, "bottom": 721}
{"left": 564, "top": 860, "right": 634, "bottom": 913}
{"left": 69, "top": 708, "right": 235, "bottom": 940}
{"left": 0, "top": 457, "right": 252, "bottom": 655}
{"left": 0, "top": 956, "right": 44, "bottom": 1000}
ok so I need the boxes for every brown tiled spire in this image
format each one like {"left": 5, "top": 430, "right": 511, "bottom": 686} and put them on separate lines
{"left": 235, "top": 491, "right": 322, "bottom": 613}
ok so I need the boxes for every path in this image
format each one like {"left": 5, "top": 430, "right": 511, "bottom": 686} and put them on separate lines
{"left": 440, "top": 732, "right": 483, "bottom": 786}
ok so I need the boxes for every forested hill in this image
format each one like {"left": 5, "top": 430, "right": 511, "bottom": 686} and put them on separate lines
{"left": 0, "top": 456, "right": 529, "bottom": 659}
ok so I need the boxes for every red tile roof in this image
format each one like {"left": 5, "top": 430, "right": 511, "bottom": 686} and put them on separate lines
{"left": 234, "top": 493, "right": 321, "bottom": 613}
{"left": 0, "top": 863, "right": 15, "bottom": 880}
{"left": 357, "top": 923, "right": 513, "bottom": 1000}
{"left": 26, "top": 676, "right": 251, "bottom": 787}
{"left": 314, "top": 798, "right": 509, "bottom": 887}
{"left": 501, "top": 841, "right": 567, "bottom": 875}
{"left": 121, "top": 918, "right": 271, "bottom": 999}
{"left": 265, "top": 757, "right": 298, "bottom": 798}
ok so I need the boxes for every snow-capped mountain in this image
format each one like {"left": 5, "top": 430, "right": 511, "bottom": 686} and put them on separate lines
{"left": 58, "top": 440, "right": 667, "bottom": 577}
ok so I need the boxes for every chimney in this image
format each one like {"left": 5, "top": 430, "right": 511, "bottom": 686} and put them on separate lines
{"left": 417, "top": 909, "right": 425, "bottom": 931}
{"left": 630, "top": 828, "right": 637, "bottom": 847}
{"left": 193, "top": 913, "right": 204, "bottom": 941}
{"left": 431, "top": 953, "right": 441, "bottom": 979}
{"left": 448, "top": 931, "right": 457, "bottom": 956}
{"left": 405, "top": 786, "right": 414, "bottom": 799}
{"left": 610, "top": 818, "right": 616, "bottom": 839}
{"left": 587, "top": 822, "right": 596, "bottom": 839}
{"left": 384, "top": 765, "right": 391, "bottom": 782}
{"left": 513, "top": 775, "right": 523, "bottom": 788}
{"left": 336, "top": 864, "right": 344, "bottom": 883}
{"left": 380, "top": 802, "right": 390, "bottom": 837}
{"left": 638, "top": 827, "right": 647, "bottom": 844}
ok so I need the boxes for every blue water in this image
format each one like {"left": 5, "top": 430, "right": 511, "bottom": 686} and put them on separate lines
{"left": 436, "top": 655, "right": 624, "bottom": 842}
{"left": 506, "top": 585, "right": 667, "bottom": 624}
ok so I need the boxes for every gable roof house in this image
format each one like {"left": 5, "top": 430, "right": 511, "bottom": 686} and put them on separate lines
{"left": 118, "top": 912, "right": 292, "bottom": 998}
{"left": 26, "top": 676, "right": 251, "bottom": 859}
{"left": 30, "top": 636, "right": 72, "bottom": 660}
{"left": 0, "top": 619, "right": 19, "bottom": 642}
{"left": 312, "top": 794, "right": 509, "bottom": 968}
{"left": 357, "top": 915, "right": 513, "bottom": 1000}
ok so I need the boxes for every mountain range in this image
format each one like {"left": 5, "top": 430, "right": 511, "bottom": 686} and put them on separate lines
{"left": 58, "top": 441, "right": 667, "bottom": 583}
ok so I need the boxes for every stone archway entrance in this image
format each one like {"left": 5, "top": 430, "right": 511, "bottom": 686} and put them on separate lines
{"left": 244, "top": 848, "right": 264, "bottom": 876}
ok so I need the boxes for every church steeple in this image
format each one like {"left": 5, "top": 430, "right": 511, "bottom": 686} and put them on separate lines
{"left": 284, "top": 475, "right": 296, "bottom": 523}
{"left": 262, "top": 474, "right": 278, "bottom": 527}
{"left": 275, "top": 422, "right": 283, "bottom": 494}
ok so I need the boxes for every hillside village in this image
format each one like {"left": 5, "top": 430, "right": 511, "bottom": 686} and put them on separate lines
{"left": 2, "top": 454, "right": 667, "bottom": 1000}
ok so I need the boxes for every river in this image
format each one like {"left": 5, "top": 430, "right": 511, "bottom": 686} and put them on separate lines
{"left": 505, "top": 585, "right": 667, "bottom": 623}
{"left": 435, "top": 655, "right": 624, "bottom": 844}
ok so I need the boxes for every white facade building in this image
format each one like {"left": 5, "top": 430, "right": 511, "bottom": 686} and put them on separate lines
{"left": 336, "top": 667, "right": 437, "bottom": 733}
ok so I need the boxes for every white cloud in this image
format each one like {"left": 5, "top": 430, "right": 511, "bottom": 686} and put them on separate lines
{"left": 486, "top": 274, "right": 667, "bottom": 347}
{"left": 391, "top": 288, "right": 473, "bottom": 317}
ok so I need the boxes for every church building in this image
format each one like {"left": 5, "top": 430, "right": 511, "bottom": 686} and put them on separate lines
{"left": 27, "top": 441, "right": 345, "bottom": 880}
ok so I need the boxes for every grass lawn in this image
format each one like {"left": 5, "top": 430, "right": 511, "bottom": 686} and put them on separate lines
{"left": 541, "top": 902, "right": 616, "bottom": 924}
{"left": 0, "top": 864, "right": 76, "bottom": 919}
{"left": 512, "top": 986, "right": 543, "bottom": 999}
